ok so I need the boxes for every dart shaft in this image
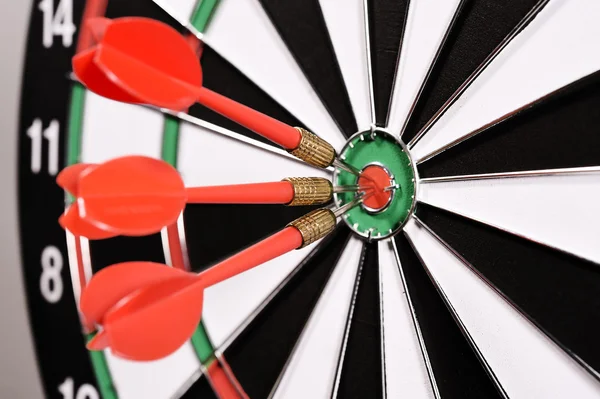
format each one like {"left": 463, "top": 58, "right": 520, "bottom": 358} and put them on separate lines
{"left": 334, "top": 185, "right": 361, "bottom": 193}
{"left": 332, "top": 158, "right": 362, "bottom": 177}
{"left": 200, "top": 206, "right": 339, "bottom": 287}
{"left": 199, "top": 227, "right": 303, "bottom": 287}
{"left": 186, "top": 181, "right": 295, "bottom": 204}
{"left": 333, "top": 193, "right": 370, "bottom": 218}
{"left": 185, "top": 178, "right": 333, "bottom": 206}
{"left": 197, "top": 87, "right": 336, "bottom": 168}
{"left": 197, "top": 87, "right": 301, "bottom": 150}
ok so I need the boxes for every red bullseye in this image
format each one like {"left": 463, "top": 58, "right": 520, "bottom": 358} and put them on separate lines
{"left": 358, "top": 165, "right": 393, "bottom": 212}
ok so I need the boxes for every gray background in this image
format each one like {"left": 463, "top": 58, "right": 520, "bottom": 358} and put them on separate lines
{"left": 0, "top": 0, "right": 45, "bottom": 397}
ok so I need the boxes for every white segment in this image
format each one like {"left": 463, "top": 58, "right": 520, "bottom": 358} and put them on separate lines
{"left": 273, "top": 238, "right": 364, "bottom": 399}
{"left": 80, "top": 237, "right": 93, "bottom": 283}
{"left": 419, "top": 169, "right": 600, "bottom": 264}
{"left": 404, "top": 219, "right": 600, "bottom": 398}
{"left": 319, "top": 0, "right": 372, "bottom": 130}
{"left": 105, "top": 344, "right": 200, "bottom": 399}
{"left": 203, "top": 0, "right": 345, "bottom": 150}
{"left": 412, "top": 1, "right": 600, "bottom": 162}
{"left": 65, "top": 232, "right": 82, "bottom": 306}
{"left": 152, "top": 0, "right": 197, "bottom": 25}
{"left": 160, "top": 228, "right": 173, "bottom": 268}
{"left": 80, "top": 92, "right": 162, "bottom": 162}
{"left": 379, "top": 240, "right": 435, "bottom": 399}
{"left": 203, "top": 244, "right": 315, "bottom": 348}
{"left": 387, "top": 0, "right": 462, "bottom": 135}
{"left": 177, "top": 121, "right": 329, "bottom": 186}
{"left": 80, "top": 91, "right": 201, "bottom": 397}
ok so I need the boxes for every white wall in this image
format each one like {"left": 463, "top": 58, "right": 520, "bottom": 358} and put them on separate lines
{"left": 0, "top": 0, "right": 45, "bottom": 397}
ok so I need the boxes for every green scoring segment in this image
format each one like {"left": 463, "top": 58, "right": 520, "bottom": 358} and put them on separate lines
{"left": 334, "top": 130, "right": 416, "bottom": 239}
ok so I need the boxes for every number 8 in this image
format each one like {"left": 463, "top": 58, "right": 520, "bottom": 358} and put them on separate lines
{"left": 40, "top": 246, "right": 63, "bottom": 303}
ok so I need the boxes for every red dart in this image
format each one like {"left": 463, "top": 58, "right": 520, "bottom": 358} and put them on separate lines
{"left": 59, "top": 155, "right": 336, "bottom": 239}
{"left": 72, "top": 17, "right": 301, "bottom": 150}
{"left": 82, "top": 226, "right": 305, "bottom": 361}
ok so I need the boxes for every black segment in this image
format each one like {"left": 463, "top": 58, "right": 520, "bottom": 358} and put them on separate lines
{"left": 180, "top": 375, "right": 218, "bottom": 399}
{"left": 194, "top": 46, "right": 305, "bottom": 147}
{"left": 395, "top": 235, "right": 501, "bottom": 398}
{"left": 17, "top": 1, "right": 101, "bottom": 397}
{"left": 337, "top": 243, "right": 383, "bottom": 399}
{"left": 368, "top": 0, "right": 410, "bottom": 126}
{"left": 105, "top": 0, "right": 184, "bottom": 32}
{"left": 224, "top": 227, "right": 351, "bottom": 398}
{"left": 420, "top": 71, "right": 600, "bottom": 177}
{"left": 418, "top": 204, "right": 600, "bottom": 376}
{"left": 88, "top": 234, "right": 165, "bottom": 274}
{"left": 258, "top": 0, "right": 358, "bottom": 137}
{"left": 403, "top": 0, "right": 543, "bottom": 142}
{"left": 184, "top": 203, "right": 321, "bottom": 271}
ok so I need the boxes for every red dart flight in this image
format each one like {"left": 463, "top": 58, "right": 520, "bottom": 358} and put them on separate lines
{"left": 58, "top": 155, "right": 186, "bottom": 237}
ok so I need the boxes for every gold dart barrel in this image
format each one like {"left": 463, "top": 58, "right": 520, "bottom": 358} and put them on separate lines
{"left": 283, "top": 177, "right": 333, "bottom": 206}
{"left": 289, "top": 127, "right": 336, "bottom": 168}
{"left": 288, "top": 208, "right": 336, "bottom": 248}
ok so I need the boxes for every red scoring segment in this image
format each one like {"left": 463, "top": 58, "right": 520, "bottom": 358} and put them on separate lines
{"left": 357, "top": 165, "right": 393, "bottom": 211}
{"left": 57, "top": 156, "right": 299, "bottom": 239}
{"left": 72, "top": 17, "right": 301, "bottom": 150}
{"left": 83, "top": 227, "right": 304, "bottom": 361}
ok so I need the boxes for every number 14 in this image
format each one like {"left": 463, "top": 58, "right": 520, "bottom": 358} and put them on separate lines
{"left": 39, "top": 0, "right": 76, "bottom": 48}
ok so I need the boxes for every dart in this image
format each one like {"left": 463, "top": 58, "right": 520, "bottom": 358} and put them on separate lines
{"left": 71, "top": 16, "right": 355, "bottom": 172}
{"left": 57, "top": 155, "right": 368, "bottom": 239}
{"left": 81, "top": 196, "right": 368, "bottom": 361}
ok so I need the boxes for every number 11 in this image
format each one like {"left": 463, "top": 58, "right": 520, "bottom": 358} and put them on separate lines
{"left": 27, "top": 119, "right": 60, "bottom": 176}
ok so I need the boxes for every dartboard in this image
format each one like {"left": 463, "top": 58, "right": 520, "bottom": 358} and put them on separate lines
{"left": 17, "top": 0, "right": 600, "bottom": 398}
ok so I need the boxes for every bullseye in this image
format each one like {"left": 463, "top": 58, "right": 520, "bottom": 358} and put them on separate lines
{"left": 334, "top": 129, "right": 416, "bottom": 240}
{"left": 358, "top": 164, "right": 394, "bottom": 213}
